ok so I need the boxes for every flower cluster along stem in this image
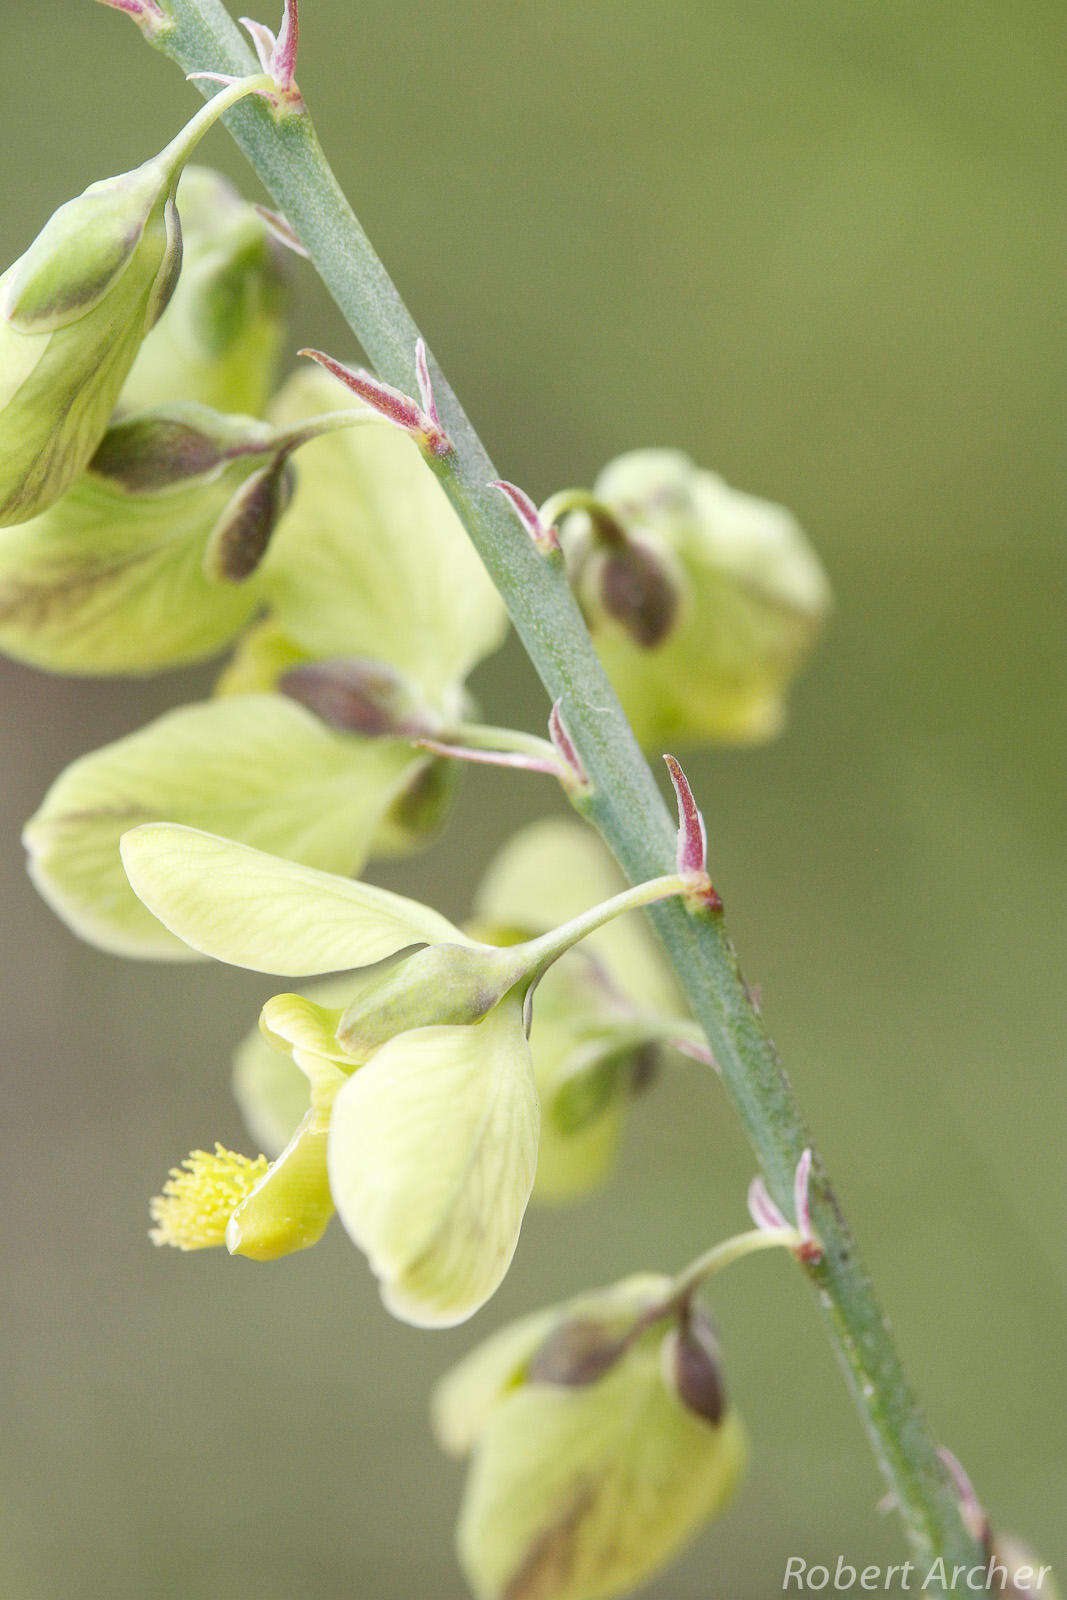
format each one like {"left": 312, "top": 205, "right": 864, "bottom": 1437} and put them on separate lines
{"left": 142, "top": 0, "right": 981, "bottom": 1573}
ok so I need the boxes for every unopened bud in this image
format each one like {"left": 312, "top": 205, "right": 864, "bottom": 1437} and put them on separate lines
{"left": 0, "top": 161, "right": 182, "bottom": 525}
{"left": 661, "top": 1309, "right": 727, "bottom": 1427}
{"left": 526, "top": 1317, "right": 630, "bottom": 1387}
{"left": 280, "top": 657, "right": 428, "bottom": 737}
{"left": 91, "top": 404, "right": 276, "bottom": 493}
{"left": 584, "top": 536, "right": 682, "bottom": 648}
{"left": 203, "top": 453, "right": 295, "bottom": 583}
{"left": 121, "top": 167, "right": 288, "bottom": 416}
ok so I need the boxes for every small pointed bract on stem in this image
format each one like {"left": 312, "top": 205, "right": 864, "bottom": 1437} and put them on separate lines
{"left": 664, "top": 754, "right": 721, "bottom": 912}
{"left": 548, "top": 701, "right": 589, "bottom": 793}
{"left": 748, "top": 1148, "right": 824, "bottom": 1264}
{"left": 253, "top": 203, "right": 309, "bottom": 258}
{"left": 937, "top": 1449, "right": 990, "bottom": 1543}
{"left": 300, "top": 345, "right": 453, "bottom": 458}
{"left": 242, "top": 0, "right": 299, "bottom": 92}
{"left": 491, "top": 481, "right": 561, "bottom": 555}
{"left": 95, "top": 0, "right": 171, "bottom": 37}
{"left": 191, "top": 0, "right": 303, "bottom": 111}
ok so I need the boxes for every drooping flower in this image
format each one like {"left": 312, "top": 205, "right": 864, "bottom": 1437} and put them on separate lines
{"left": 126, "top": 819, "right": 706, "bottom": 1323}
{"left": 21, "top": 376, "right": 503, "bottom": 955}
{"left": 233, "top": 819, "right": 707, "bottom": 1204}
{"left": 555, "top": 449, "right": 830, "bottom": 745}
{"left": 434, "top": 1274, "right": 747, "bottom": 1600}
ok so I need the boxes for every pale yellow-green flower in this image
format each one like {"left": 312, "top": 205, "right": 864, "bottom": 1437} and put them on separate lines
{"left": 123, "top": 824, "right": 541, "bottom": 1319}
{"left": 561, "top": 449, "right": 830, "bottom": 745}
{"left": 24, "top": 693, "right": 427, "bottom": 958}
{"left": 0, "top": 405, "right": 286, "bottom": 676}
{"left": 126, "top": 822, "right": 698, "bottom": 1322}
{"left": 435, "top": 1275, "right": 747, "bottom": 1600}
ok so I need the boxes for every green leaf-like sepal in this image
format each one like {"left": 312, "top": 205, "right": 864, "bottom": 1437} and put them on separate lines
{"left": 327, "top": 996, "right": 539, "bottom": 1326}
{"left": 24, "top": 694, "right": 425, "bottom": 957}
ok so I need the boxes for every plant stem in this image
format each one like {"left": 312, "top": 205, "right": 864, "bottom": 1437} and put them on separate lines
{"left": 144, "top": 1, "right": 981, "bottom": 1572}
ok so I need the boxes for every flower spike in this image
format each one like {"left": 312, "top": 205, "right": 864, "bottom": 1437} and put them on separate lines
{"left": 300, "top": 347, "right": 453, "bottom": 457}
{"left": 747, "top": 1148, "right": 823, "bottom": 1264}
{"left": 491, "top": 481, "right": 561, "bottom": 554}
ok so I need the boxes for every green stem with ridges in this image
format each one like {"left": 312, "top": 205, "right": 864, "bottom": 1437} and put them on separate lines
{"left": 131, "top": 0, "right": 981, "bottom": 1573}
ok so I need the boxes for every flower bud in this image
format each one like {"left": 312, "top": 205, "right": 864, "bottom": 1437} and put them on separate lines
{"left": 564, "top": 449, "right": 831, "bottom": 745}
{"left": 582, "top": 534, "right": 682, "bottom": 649}
{"left": 0, "top": 156, "right": 183, "bottom": 525}
{"left": 0, "top": 405, "right": 281, "bottom": 674}
{"left": 281, "top": 657, "right": 430, "bottom": 738}
{"left": 660, "top": 1308, "right": 727, "bottom": 1426}
{"left": 120, "top": 167, "right": 288, "bottom": 417}
{"left": 202, "top": 453, "right": 295, "bottom": 583}
{"left": 436, "top": 1275, "right": 747, "bottom": 1600}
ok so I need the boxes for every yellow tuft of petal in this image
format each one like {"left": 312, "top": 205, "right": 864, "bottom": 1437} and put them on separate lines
{"left": 149, "top": 1143, "right": 270, "bottom": 1251}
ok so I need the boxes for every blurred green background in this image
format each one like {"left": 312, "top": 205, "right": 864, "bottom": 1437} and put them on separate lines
{"left": 2, "top": 2, "right": 1063, "bottom": 1595}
